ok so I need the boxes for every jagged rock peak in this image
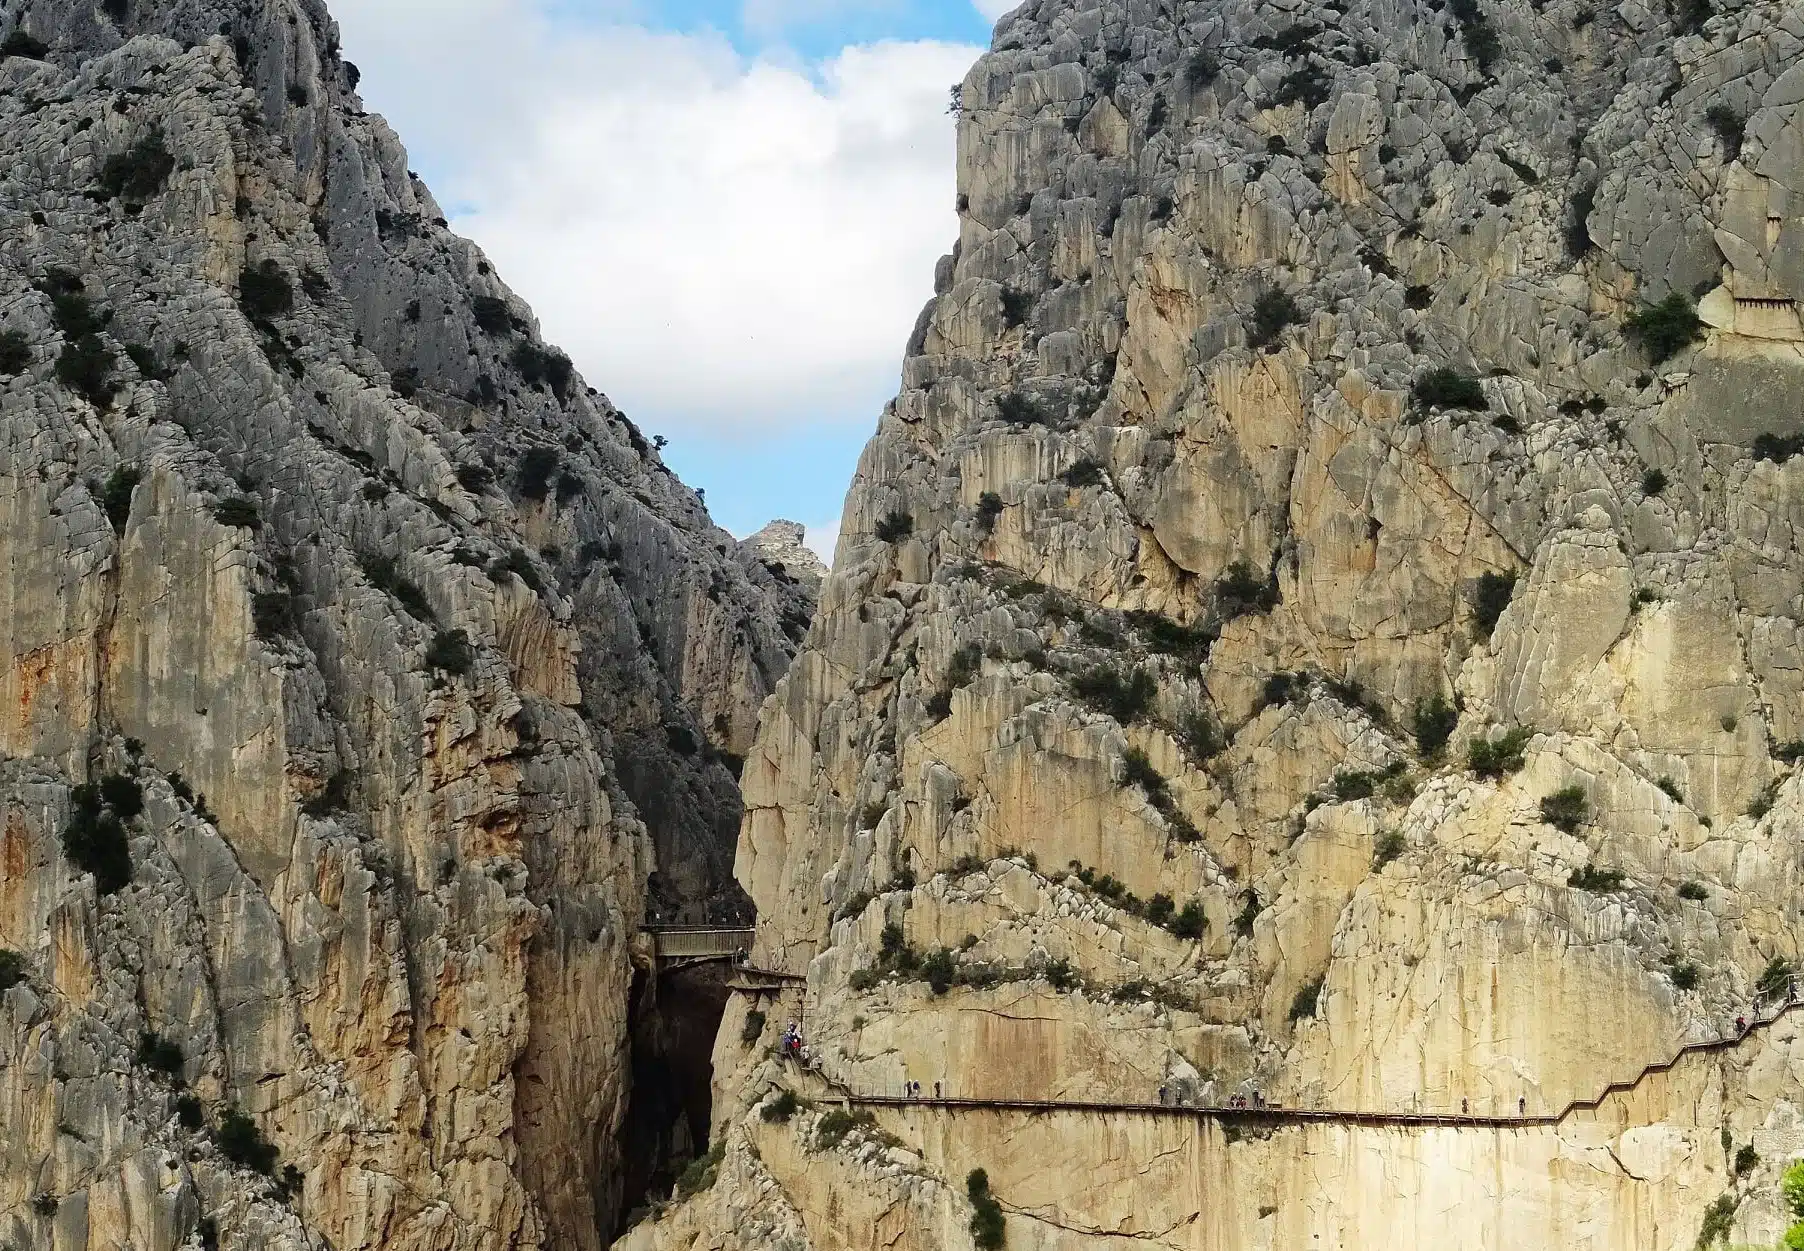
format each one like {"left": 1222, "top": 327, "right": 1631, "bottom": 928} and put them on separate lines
{"left": 740, "top": 519, "right": 830, "bottom": 581}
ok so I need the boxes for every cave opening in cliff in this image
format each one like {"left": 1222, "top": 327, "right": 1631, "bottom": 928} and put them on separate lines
{"left": 613, "top": 961, "right": 732, "bottom": 1236}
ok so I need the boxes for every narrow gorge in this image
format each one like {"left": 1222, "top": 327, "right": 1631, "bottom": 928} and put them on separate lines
{"left": 10, "top": 0, "right": 1804, "bottom": 1248}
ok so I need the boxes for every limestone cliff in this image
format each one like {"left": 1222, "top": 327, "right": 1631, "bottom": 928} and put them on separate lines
{"left": 0, "top": 3, "right": 810, "bottom": 1249}
{"left": 624, "top": 0, "right": 1804, "bottom": 1247}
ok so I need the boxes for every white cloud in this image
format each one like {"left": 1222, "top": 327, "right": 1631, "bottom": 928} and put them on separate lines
{"left": 968, "top": 0, "right": 1018, "bottom": 21}
{"left": 330, "top": 0, "right": 978, "bottom": 435}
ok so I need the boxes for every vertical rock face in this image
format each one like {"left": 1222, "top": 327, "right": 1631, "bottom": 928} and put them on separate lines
{"left": 0, "top": 4, "right": 808, "bottom": 1250}
{"left": 629, "top": 0, "right": 1804, "bottom": 1248}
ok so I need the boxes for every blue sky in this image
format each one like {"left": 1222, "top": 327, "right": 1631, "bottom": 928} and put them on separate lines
{"left": 331, "top": 0, "right": 1002, "bottom": 559}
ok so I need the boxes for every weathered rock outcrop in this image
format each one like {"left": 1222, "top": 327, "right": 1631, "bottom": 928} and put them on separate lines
{"left": 626, "top": 0, "right": 1804, "bottom": 1247}
{"left": 0, "top": 3, "right": 808, "bottom": 1249}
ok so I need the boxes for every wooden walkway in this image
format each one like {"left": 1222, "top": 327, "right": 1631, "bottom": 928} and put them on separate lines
{"left": 823, "top": 993, "right": 1804, "bottom": 1129}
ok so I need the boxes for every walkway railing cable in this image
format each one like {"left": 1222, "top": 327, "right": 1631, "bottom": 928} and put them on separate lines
{"left": 782, "top": 988, "right": 1804, "bottom": 1129}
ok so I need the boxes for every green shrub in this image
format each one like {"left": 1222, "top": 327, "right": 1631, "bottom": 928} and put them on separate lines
{"left": 1449, "top": 0, "right": 1501, "bottom": 72}
{"left": 975, "top": 491, "right": 1004, "bottom": 533}
{"left": 1411, "top": 694, "right": 1458, "bottom": 757}
{"left": 1071, "top": 666, "right": 1156, "bottom": 722}
{"left": 137, "top": 1031, "right": 184, "bottom": 1077}
{"left": 124, "top": 343, "right": 171, "bottom": 381}
{"left": 1472, "top": 569, "right": 1517, "bottom": 639}
{"left": 1733, "top": 1142, "right": 1758, "bottom": 1175}
{"left": 1671, "top": 961, "right": 1700, "bottom": 990}
{"left": 1411, "top": 367, "right": 1487, "bottom": 413}
{"left": 0, "top": 949, "right": 25, "bottom": 992}
{"left": 487, "top": 546, "right": 543, "bottom": 594}
{"left": 946, "top": 643, "right": 982, "bottom": 691}
{"left": 1784, "top": 1158, "right": 1804, "bottom": 1215}
{"left": 32, "top": 1194, "right": 57, "bottom": 1216}
{"left": 741, "top": 1009, "right": 767, "bottom": 1044}
{"left": 1270, "top": 63, "right": 1331, "bottom": 108}
{"left": 1468, "top": 726, "right": 1532, "bottom": 779}
{"left": 1332, "top": 769, "right": 1376, "bottom": 801}
{"left": 515, "top": 446, "right": 560, "bottom": 500}
{"left": 425, "top": 629, "right": 475, "bottom": 676}
{"left": 1568, "top": 864, "right": 1626, "bottom": 892}
{"left": 100, "top": 466, "right": 139, "bottom": 533}
{"left": 1247, "top": 288, "right": 1301, "bottom": 350}
{"left": 1624, "top": 293, "right": 1703, "bottom": 364}
{"left": 996, "top": 391, "right": 1046, "bottom": 426}
{"left": 1697, "top": 1193, "right": 1737, "bottom": 1249}
{"left": 1373, "top": 830, "right": 1406, "bottom": 869}
{"left": 1177, "top": 710, "right": 1225, "bottom": 760}
{"left": 922, "top": 947, "right": 957, "bottom": 995}
{"left": 359, "top": 554, "right": 435, "bottom": 622}
{"left": 1288, "top": 976, "right": 1323, "bottom": 1021}
{"left": 874, "top": 510, "right": 913, "bottom": 542}
{"left": 674, "top": 1140, "right": 724, "bottom": 1195}
{"left": 1170, "top": 900, "right": 1207, "bottom": 939}
{"left": 299, "top": 770, "right": 353, "bottom": 818}
{"left": 509, "top": 341, "right": 574, "bottom": 397}
{"left": 97, "top": 131, "right": 175, "bottom": 202}
{"left": 1215, "top": 560, "right": 1276, "bottom": 617}
{"left": 1539, "top": 785, "right": 1589, "bottom": 833}
{"left": 1753, "top": 434, "right": 1804, "bottom": 465}
{"left": 63, "top": 780, "right": 133, "bottom": 894}
{"left": 471, "top": 295, "right": 513, "bottom": 335}
{"left": 761, "top": 1089, "right": 800, "bottom": 1122}
{"left": 1, "top": 30, "right": 50, "bottom": 58}
{"left": 815, "top": 1109, "right": 874, "bottom": 1150}
{"left": 1185, "top": 50, "right": 1218, "bottom": 88}
{"left": 1756, "top": 957, "right": 1794, "bottom": 1000}
{"left": 1144, "top": 893, "right": 1175, "bottom": 925}
{"left": 57, "top": 335, "right": 117, "bottom": 408}
{"left": 213, "top": 1108, "right": 278, "bottom": 1174}
{"left": 1642, "top": 467, "right": 1668, "bottom": 496}
{"left": 212, "top": 497, "right": 259, "bottom": 530}
{"left": 1060, "top": 457, "right": 1105, "bottom": 487}
{"left": 238, "top": 261, "right": 293, "bottom": 319}
{"left": 252, "top": 591, "right": 296, "bottom": 640}
{"left": 1704, "top": 105, "right": 1744, "bottom": 160}
{"left": 0, "top": 329, "right": 30, "bottom": 374}
{"left": 968, "top": 1168, "right": 1006, "bottom": 1249}
{"left": 175, "top": 1093, "right": 204, "bottom": 1130}
{"left": 1677, "top": 880, "right": 1708, "bottom": 902}
{"left": 1000, "top": 287, "right": 1034, "bottom": 327}
{"left": 1257, "top": 671, "right": 1299, "bottom": 711}
{"left": 1233, "top": 891, "right": 1262, "bottom": 938}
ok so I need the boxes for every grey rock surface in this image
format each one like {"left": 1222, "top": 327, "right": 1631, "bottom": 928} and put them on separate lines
{"left": 624, "top": 0, "right": 1804, "bottom": 1247}
{"left": 0, "top": 3, "right": 811, "bottom": 1250}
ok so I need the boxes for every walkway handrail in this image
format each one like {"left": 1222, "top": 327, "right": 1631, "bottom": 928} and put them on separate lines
{"left": 803, "top": 991, "right": 1804, "bottom": 1128}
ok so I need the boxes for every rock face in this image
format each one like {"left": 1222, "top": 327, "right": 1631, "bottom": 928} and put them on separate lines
{"left": 625, "top": 0, "right": 1804, "bottom": 1247}
{"left": 0, "top": 4, "right": 808, "bottom": 1250}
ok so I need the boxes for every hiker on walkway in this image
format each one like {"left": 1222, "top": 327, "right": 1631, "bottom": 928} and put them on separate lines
{"left": 1159, "top": 1084, "right": 1168, "bottom": 1105}
{"left": 1738, "top": 1015, "right": 1748, "bottom": 1034}
{"left": 1519, "top": 1096, "right": 1525, "bottom": 1117}
{"left": 1461, "top": 1098, "right": 1469, "bottom": 1115}
{"left": 934, "top": 1081, "right": 941, "bottom": 1099}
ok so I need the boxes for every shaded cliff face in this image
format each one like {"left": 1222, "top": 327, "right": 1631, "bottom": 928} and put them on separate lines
{"left": 0, "top": 3, "right": 815, "bottom": 1250}
{"left": 625, "top": 0, "right": 1804, "bottom": 1247}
